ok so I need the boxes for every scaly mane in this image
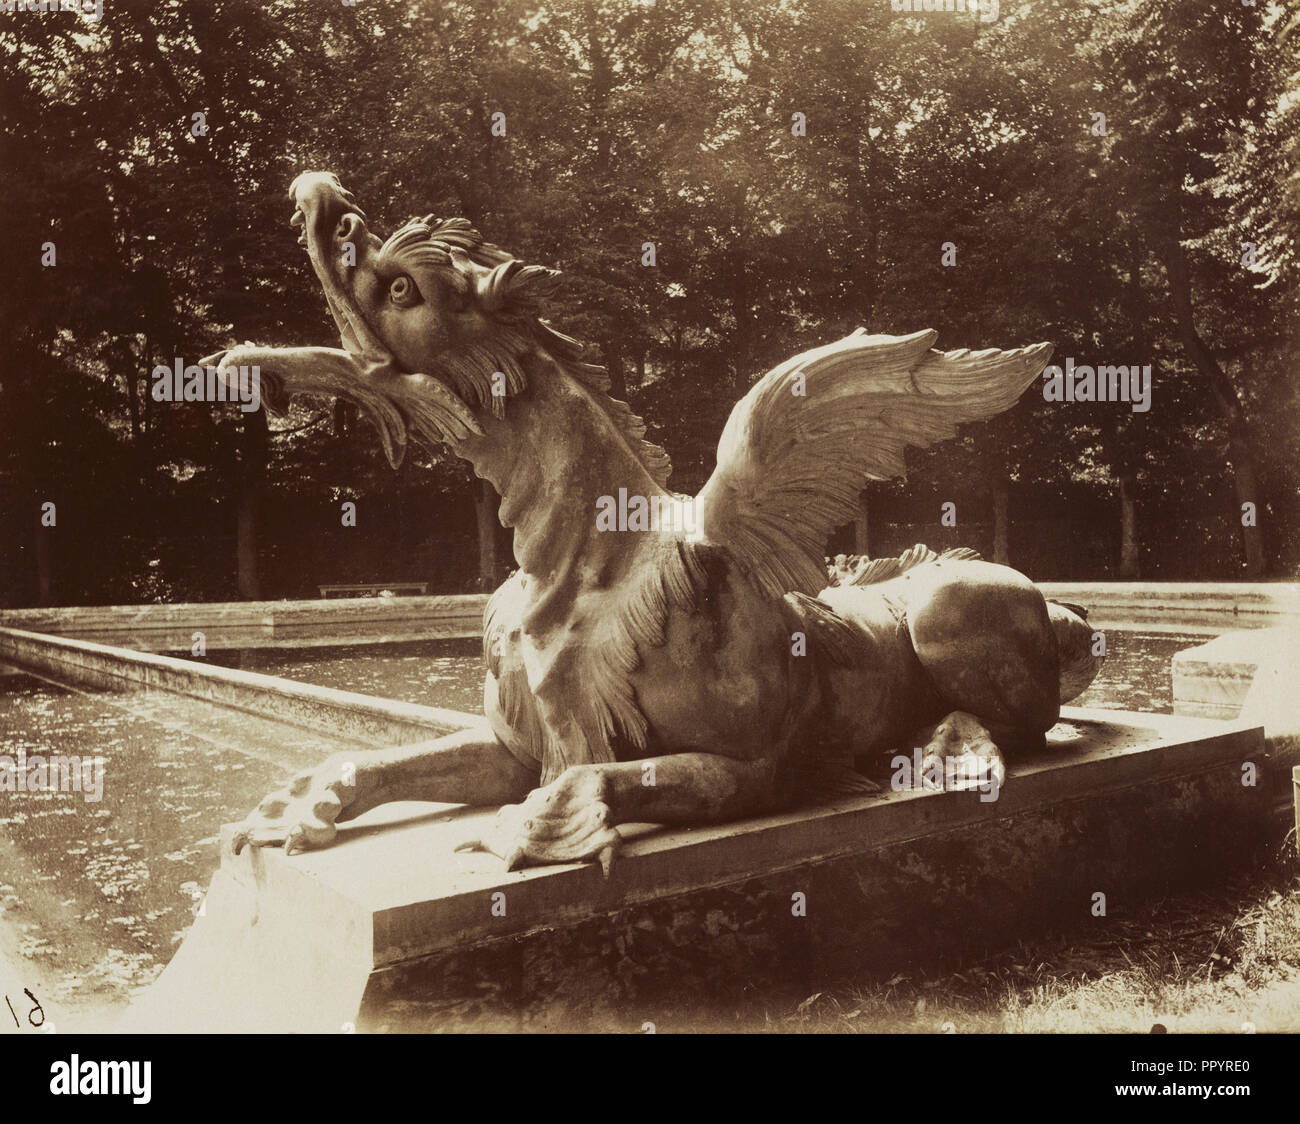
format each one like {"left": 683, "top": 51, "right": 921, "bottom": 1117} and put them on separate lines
{"left": 485, "top": 538, "right": 721, "bottom": 783}
{"left": 380, "top": 216, "right": 672, "bottom": 487}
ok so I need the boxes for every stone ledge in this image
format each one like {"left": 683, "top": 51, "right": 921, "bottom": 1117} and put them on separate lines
{"left": 121, "top": 709, "right": 1274, "bottom": 1032}
{"left": 1038, "top": 581, "right": 1300, "bottom": 633}
{"left": 0, "top": 626, "right": 479, "bottom": 745}
{"left": 0, "top": 594, "right": 490, "bottom": 651}
{"left": 5, "top": 584, "right": 1298, "bottom": 651}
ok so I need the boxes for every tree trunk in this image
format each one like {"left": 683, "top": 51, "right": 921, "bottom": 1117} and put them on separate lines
{"left": 728, "top": 244, "right": 751, "bottom": 390}
{"left": 34, "top": 521, "right": 53, "bottom": 607}
{"left": 992, "top": 478, "right": 1010, "bottom": 565}
{"left": 124, "top": 345, "right": 141, "bottom": 446}
{"left": 1118, "top": 474, "right": 1140, "bottom": 579}
{"left": 585, "top": 0, "right": 613, "bottom": 178}
{"left": 142, "top": 333, "right": 154, "bottom": 436}
{"left": 603, "top": 340, "right": 627, "bottom": 400}
{"left": 853, "top": 489, "right": 870, "bottom": 556}
{"left": 475, "top": 478, "right": 499, "bottom": 590}
{"left": 1228, "top": 424, "right": 1264, "bottom": 577}
{"left": 1162, "top": 237, "right": 1264, "bottom": 576}
{"left": 125, "top": 337, "right": 150, "bottom": 493}
{"left": 236, "top": 408, "right": 268, "bottom": 599}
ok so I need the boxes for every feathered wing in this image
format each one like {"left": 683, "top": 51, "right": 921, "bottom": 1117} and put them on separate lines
{"left": 691, "top": 329, "right": 1052, "bottom": 598}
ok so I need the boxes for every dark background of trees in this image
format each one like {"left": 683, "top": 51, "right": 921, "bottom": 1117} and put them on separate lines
{"left": 1, "top": 0, "right": 1297, "bottom": 607}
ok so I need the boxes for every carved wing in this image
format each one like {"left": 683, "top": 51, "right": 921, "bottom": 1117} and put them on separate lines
{"left": 691, "top": 329, "right": 1052, "bottom": 598}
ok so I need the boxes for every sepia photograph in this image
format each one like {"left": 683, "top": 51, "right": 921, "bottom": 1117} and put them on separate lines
{"left": 0, "top": 0, "right": 1297, "bottom": 1094}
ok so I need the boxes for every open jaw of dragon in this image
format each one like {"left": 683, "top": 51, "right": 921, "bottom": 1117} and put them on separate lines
{"left": 212, "top": 172, "right": 1102, "bottom": 872}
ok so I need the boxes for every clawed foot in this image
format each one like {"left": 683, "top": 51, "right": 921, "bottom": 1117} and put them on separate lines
{"left": 456, "top": 767, "right": 621, "bottom": 874}
{"left": 918, "top": 711, "right": 1006, "bottom": 794}
{"left": 231, "top": 754, "right": 369, "bottom": 856}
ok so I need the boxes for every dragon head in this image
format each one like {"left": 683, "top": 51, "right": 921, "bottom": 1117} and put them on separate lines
{"left": 291, "top": 172, "right": 574, "bottom": 402}
{"left": 207, "top": 172, "right": 590, "bottom": 466}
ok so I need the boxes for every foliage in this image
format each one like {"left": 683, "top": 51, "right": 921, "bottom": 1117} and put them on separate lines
{"left": 1, "top": 0, "right": 1296, "bottom": 604}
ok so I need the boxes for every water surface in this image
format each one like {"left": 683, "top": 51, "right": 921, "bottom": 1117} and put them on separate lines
{"left": 0, "top": 628, "right": 1207, "bottom": 1028}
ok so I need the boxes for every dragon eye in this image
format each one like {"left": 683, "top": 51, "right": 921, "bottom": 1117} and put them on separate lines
{"left": 388, "top": 275, "right": 420, "bottom": 307}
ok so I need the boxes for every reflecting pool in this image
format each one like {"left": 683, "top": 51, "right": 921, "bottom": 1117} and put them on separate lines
{"left": 0, "top": 628, "right": 1212, "bottom": 1027}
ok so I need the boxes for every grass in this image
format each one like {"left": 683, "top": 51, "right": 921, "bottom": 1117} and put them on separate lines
{"left": 777, "top": 830, "right": 1300, "bottom": 1034}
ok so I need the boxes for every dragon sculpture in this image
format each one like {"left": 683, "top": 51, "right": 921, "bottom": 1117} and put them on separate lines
{"left": 208, "top": 173, "right": 1102, "bottom": 872}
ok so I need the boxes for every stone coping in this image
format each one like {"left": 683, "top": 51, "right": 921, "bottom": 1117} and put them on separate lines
{"left": 3, "top": 585, "right": 1295, "bottom": 655}
{"left": 0, "top": 594, "right": 490, "bottom": 651}
{"left": 1037, "top": 582, "right": 1300, "bottom": 633}
{"left": 0, "top": 626, "right": 480, "bottom": 746}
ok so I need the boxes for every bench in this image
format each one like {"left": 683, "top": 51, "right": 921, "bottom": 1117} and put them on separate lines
{"left": 317, "top": 582, "right": 428, "bottom": 599}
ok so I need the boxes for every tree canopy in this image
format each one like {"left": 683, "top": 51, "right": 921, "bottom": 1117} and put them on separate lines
{"left": 1, "top": 0, "right": 1296, "bottom": 606}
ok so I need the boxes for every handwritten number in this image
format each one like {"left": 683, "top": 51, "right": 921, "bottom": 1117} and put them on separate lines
{"left": 3, "top": 989, "right": 44, "bottom": 1029}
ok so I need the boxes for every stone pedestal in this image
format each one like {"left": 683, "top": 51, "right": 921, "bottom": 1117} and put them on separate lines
{"left": 1294, "top": 766, "right": 1300, "bottom": 857}
{"left": 1173, "top": 627, "right": 1300, "bottom": 825}
{"left": 1172, "top": 629, "right": 1266, "bottom": 720}
{"left": 121, "top": 709, "right": 1268, "bottom": 1033}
